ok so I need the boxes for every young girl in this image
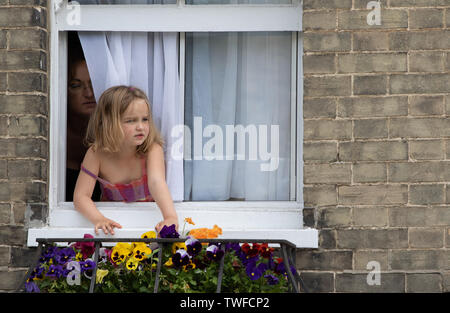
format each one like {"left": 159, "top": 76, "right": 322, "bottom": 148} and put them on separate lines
{"left": 73, "top": 85, "right": 178, "bottom": 236}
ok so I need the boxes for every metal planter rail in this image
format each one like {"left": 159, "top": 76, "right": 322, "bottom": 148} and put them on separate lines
{"left": 17, "top": 237, "right": 307, "bottom": 293}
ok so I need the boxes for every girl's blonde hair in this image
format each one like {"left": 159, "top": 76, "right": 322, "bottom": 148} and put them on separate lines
{"left": 85, "top": 85, "right": 164, "bottom": 155}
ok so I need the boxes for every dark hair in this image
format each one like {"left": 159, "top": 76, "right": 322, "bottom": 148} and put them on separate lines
{"left": 68, "top": 32, "right": 86, "bottom": 81}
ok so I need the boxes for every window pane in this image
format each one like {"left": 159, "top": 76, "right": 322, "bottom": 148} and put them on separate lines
{"left": 184, "top": 32, "right": 292, "bottom": 201}
{"left": 75, "top": 0, "right": 177, "bottom": 5}
{"left": 186, "top": 0, "right": 292, "bottom": 4}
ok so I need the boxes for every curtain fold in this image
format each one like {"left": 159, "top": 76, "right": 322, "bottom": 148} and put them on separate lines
{"left": 184, "top": 31, "right": 292, "bottom": 201}
{"left": 78, "top": 30, "right": 184, "bottom": 201}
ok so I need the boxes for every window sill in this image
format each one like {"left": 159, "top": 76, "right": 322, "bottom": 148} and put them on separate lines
{"left": 27, "top": 227, "right": 318, "bottom": 248}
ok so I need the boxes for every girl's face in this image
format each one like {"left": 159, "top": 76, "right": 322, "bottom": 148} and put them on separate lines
{"left": 68, "top": 60, "right": 96, "bottom": 117}
{"left": 120, "top": 98, "right": 150, "bottom": 148}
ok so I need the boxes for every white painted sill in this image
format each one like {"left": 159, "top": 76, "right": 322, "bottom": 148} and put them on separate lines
{"left": 27, "top": 201, "right": 318, "bottom": 248}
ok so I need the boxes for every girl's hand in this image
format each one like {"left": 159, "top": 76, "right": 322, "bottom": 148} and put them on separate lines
{"left": 155, "top": 217, "right": 179, "bottom": 234}
{"left": 94, "top": 217, "right": 122, "bottom": 235}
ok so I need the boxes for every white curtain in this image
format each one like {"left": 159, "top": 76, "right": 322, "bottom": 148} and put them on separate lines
{"left": 184, "top": 31, "right": 292, "bottom": 201}
{"left": 78, "top": 30, "right": 184, "bottom": 201}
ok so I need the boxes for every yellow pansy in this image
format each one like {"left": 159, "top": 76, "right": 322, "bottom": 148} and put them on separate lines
{"left": 164, "top": 258, "right": 173, "bottom": 267}
{"left": 132, "top": 243, "right": 152, "bottom": 261}
{"left": 96, "top": 269, "right": 109, "bottom": 284}
{"left": 126, "top": 257, "right": 140, "bottom": 271}
{"left": 140, "top": 231, "right": 156, "bottom": 239}
{"left": 172, "top": 242, "right": 186, "bottom": 254}
{"left": 75, "top": 252, "right": 83, "bottom": 261}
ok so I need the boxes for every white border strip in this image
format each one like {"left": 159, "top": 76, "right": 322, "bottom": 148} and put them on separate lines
{"left": 57, "top": 5, "right": 302, "bottom": 32}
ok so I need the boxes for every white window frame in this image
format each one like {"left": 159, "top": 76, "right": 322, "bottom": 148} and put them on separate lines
{"left": 27, "top": 0, "right": 318, "bottom": 248}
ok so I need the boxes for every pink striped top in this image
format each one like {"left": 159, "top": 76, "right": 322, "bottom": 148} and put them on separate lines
{"left": 81, "top": 156, "right": 154, "bottom": 203}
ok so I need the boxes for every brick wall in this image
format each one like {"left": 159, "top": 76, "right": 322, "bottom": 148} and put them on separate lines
{"left": 0, "top": 0, "right": 449, "bottom": 292}
{"left": 300, "top": 0, "right": 450, "bottom": 292}
{"left": 0, "top": 0, "right": 48, "bottom": 291}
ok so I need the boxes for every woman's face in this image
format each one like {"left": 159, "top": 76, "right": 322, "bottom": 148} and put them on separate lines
{"left": 68, "top": 60, "right": 96, "bottom": 117}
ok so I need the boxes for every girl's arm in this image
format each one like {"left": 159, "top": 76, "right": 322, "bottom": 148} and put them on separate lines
{"left": 147, "top": 142, "right": 179, "bottom": 232}
{"left": 73, "top": 147, "right": 122, "bottom": 235}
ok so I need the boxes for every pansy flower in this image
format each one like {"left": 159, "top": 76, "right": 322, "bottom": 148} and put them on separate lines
{"left": 80, "top": 259, "right": 96, "bottom": 273}
{"left": 264, "top": 274, "right": 279, "bottom": 285}
{"left": 73, "top": 234, "right": 95, "bottom": 259}
{"left": 30, "top": 266, "right": 45, "bottom": 281}
{"left": 24, "top": 281, "right": 40, "bottom": 293}
{"left": 46, "top": 264, "right": 64, "bottom": 278}
{"left": 259, "top": 243, "right": 274, "bottom": 258}
{"left": 126, "top": 257, "right": 140, "bottom": 271}
{"left": 185, "top": 238, "right": 202, "bottom": 257}
{"left": 184, "top": 217, "right": 195, "bottom": 225}
{"left": 140, "top": 231, "right": 156, "bottom": 239}
{"left": 172, "top": 249, "right": 190, "bottom": 267}
{"left": 172, "top": 241, "right": 186, "bottom": 254}
{"left": 206, "top": 244, "right": 224, "bottom": 261}
{"left": 55, "top": 247, "right": 76, "bottom": 265}
{"left": 132, "top": 243, "right": 152, "bottom": 261}
{"left": 246, "top": 263, "right": 268, "bottom": 281}
{"left": 241, "top": 243, "right": 260, "bottom": 258}
{"left": 159, "top": 224, "right": 180, "bottom": 238}
{"left": 96, "top": 269, "right": 109, "bottom": 284}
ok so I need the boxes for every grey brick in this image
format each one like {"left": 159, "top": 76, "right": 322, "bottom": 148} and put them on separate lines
{"left": 0, "top": 50, "right": 45, "bottom": 71}
{"left": 338, "top": 53, "right": 407, "bottom": 73}
{"left": 296, "top": 250, "right": 353, "bottom": 270}
{"left": 354, "top": 119, "right": 388, "bottom": 139}
{"left": 409, "top": 52, "right": 444, "bottom": 73}
{"left": 339, "top": 141, "right": 408, "bottom": 161}
{"left": 353, "top": 31, "right": 389, "bottom": 51}
{"left": 406, "top": 274, "right": 442, "bottom": 293}
{"left": 337, "top": 229, "right": 408, "bottom": 249}
{"left": 303, "top": 11, "right": 336, "bottom": 30}
{"left": 409, "top": 95, "right": 444, "bottom": 116}
{"left": 305, "top": 76, "right": 352, "bottom": 97}
{"left": 0, "top": 95, "right": 47, "bottom": 114}
{"left": 304, "top": 97, "right": 336, "bottom": 118}
{"left": 338, "top": 185, "right": 408, "bottom": 205}
{"left": 390, "top": 250, "right": 448, "bottom": 270}
{"left": 8, "top": 72, "right": 47, "bottom": 92}
{"left": 354, "top": 75, "right": 387, "bottom": 95}
{"left": 304, "top": 163, "right": 351, "bottom": 184}
{"left": 9, "top": 29, "right": 47, "bottom": 50}
{"left": 8, "top": 116, "right": 47, "bottom": 137}
{"left": 338, "top": 96, "right": 408, "bottom": 118}
{"left": 389, "top": 30, "right": 450, "bottom": 51}
{"left": 304, "top": 142, "right": 338, "bottom": 162}
{"left": 304, "top": 54, "right": 336, "bottom": 74}
{"left": 338, "top": 9, "right": 408, "bottom": 30}
{"left": 336, "top": 273, "right": 405, "bottom": 293}
{"left": 410, "top": 140, "right": 444, "bottom": 160}
{"left": 0, "top": 8, "right": 43, "bottom": 27}
{"left": 409, "top": 228, "right": 444, "bottom": 248}
{"left": 0, "top": 270, "right": 27, "bottom": 291}
{"left": 409, "top": 8, "right": 444, "bottom": 29}
{"left": 353, "top": 163, "right": 387, "bottom": 183}
{"left": 390, "top": 0, "right": 450, "bottom": 7}
{"left": 410, "top": 184, "right": 445, "bottom": 205}
{"left": 299, "top": 272, "right": 334, "bottom": 293}
{"left": 304, "top": 185, "right": 337, "bottom": 207}
{"left": 303, "top": 0, "right": 352, "bottom": 9}
{"left": 304, "top": 119, "right": 352, "bottom": 140}
{"left": 354, "top": 250, "right": 388, "bottom": 271}
{"left": 389, "top": 206, "right": 450, "bottom": 227}
{"left": 390, "top": 118, "right": 450, "bottom": 138}
{"left": 318, "top": 207, "right": 351, "bottom": 228}
{"left": 304, "top": 32, "right": 351, "bottom": 52}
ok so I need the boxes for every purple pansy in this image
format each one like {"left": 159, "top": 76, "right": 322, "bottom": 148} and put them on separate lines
{"left": 246, "top": 263, "right": 268, "bottom": 281}
{"left": 55, "top": 247, "right": 76, "bottom": 265}
{"left": 46, "top": 264, "right": 64, "bottom": 278}
{"left": 24, "top": 281, "right": 40, "bottom": 293}
{"left": 159, "top": 224, "right": 180, "bottom": 238}
{"left": 206, "top": 244, "right": 224, "bottom": 261}
{"left": 264, "top": 274, "right": 279, "bottom": 285}
{"left": 80, "top": 259, "right": 96, "bottom": 273}
{"left": 185, "top": 238, "right": 202, "bottom": 257}
{"left": 172, "top": 249, "right": 190, "bottom": 267}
